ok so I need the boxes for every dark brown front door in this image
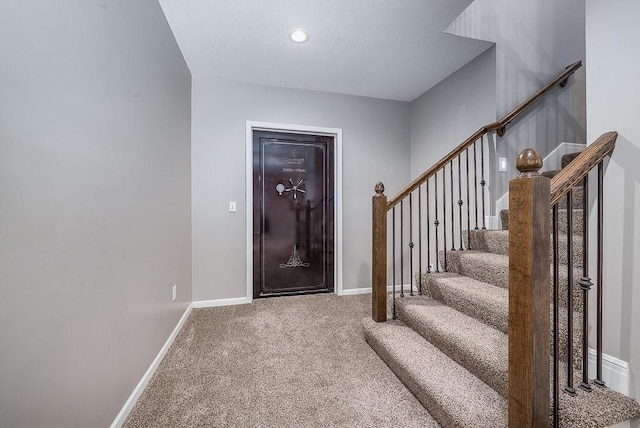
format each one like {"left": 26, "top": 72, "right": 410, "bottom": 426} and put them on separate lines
{"left": 253, "top": 130, "right": 334, "bottom": 298}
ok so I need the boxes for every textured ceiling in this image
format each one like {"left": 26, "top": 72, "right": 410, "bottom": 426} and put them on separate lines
{"left": 158, "top": 0, "right": 493, "bottom": 101}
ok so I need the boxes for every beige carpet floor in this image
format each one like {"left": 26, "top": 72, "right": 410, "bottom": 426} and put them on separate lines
{"left": 123, "top": 293, "right": 438, "bottom": 427}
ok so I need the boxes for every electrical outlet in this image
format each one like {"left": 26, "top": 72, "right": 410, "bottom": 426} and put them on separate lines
{"left": 172, "top": 285, "right": 177, "bottom": 302}
{"left": 429, "top": 263, "right": 435, "bottom": 272}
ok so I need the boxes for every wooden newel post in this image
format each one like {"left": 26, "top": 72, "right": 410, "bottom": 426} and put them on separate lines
{"left": 372, "top": 182, "right": 388, "bottom": 322}
{"left": 508, "top": 149, "right": 551, "bottom": 427}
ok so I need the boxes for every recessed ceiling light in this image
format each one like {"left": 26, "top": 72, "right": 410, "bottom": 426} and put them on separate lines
{"left": 289, "top": 29, "right": 309, "bottom": 44}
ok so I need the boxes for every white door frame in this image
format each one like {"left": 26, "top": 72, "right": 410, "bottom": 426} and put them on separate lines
{"left": 245, "top": 121, "right": 344, "bottom": 302}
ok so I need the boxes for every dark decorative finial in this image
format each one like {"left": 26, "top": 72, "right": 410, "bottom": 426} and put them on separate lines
{"left": 516, "top": 148, "right": 543, "bottom": 176}
{"left": 375, "top": 182, "right": 385, "bottom": 194}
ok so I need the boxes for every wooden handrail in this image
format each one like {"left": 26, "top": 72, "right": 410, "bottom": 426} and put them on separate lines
{"left": 388, "top": 127, "right": 486, "bottom": 208}
{"left": 549, "top": 131, "right": 617, "bottom": 205}
{"left": 488, "top": 61, "right": 583, "bottom": 135}
{"left": 386, "top": 60, "right": 582, "bottom": 210}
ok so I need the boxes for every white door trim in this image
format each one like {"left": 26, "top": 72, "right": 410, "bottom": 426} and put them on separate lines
{"left": 245, "top": 121, "right": 344, "bottom": 302}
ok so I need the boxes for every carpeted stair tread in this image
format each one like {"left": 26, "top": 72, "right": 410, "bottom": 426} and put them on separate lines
{"left": 419, "top": 272, "right": 508, "bottom": 333}
{"left": 557, "top": 380, "right": 640, "bottom": 427}
{"left": 557, "top": 186, "right": 584, "bottom": 209}
{"left": 465, "top": 229, "right": 510, "bottom": 254}
{"left": 444, "top": 250, "right": 583, "bottom": 311}
{"left": 396, "top": 296, "right": 508, "bottom": 397}
{"left": 500, "top": 208, "right": 584, "bottom": 234}
{"left": 500, "top": 209, "right": 509, "bottom": 230}
{"left": 418, "top": 272, "right": 583, "bottom": 365}
{"left": 442, "top": 251, "right": 509, "bottom": 289}
{"left": 466, "top": 229, "right": 584, "bottom": 268}
{"left": 561, "top": 152, "right": 582, "bottom": 169}
{"left": 363, "top": 317, "right": 507, "bottom": 427}
{"left": 364, "top": 316, "right": 638, "bottom": 427}
{"left": 556, "top": 309, "right": 585, "bottom": 369}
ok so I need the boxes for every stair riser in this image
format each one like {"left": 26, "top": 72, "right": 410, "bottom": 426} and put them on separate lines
{"left": 557, "top": 208, "right": 584, "bottom": 235}
{"left": 363, "top": 328, "right": 459, "bottom": 426}
{"left": 397, "top": 299, "right": 509, "bottom": 398}
{"left": 557, "top": 186, "right": 584, "bottom": 209}
{"left": 500, "top": 208, "right": 585, "bottom": 235}
{"left": 561, "top": 152, "right": 581, "bottom": 169}
{"left": 537, "top": 180, "right": 583, "bottom": 209}
{"left": 419, "top": 273, "right": 584, "bottom": 369}
{"left": 363, "top": 318, "right": 508, "bottom": 428}
{"left": 419, "top": 272, "right": 507, "bottom": 333}
{"left": 442, "top": 251, "right": 584, "bottom": 311}
{"left": 465, "top": 230, "right": 584, "bottom": 268}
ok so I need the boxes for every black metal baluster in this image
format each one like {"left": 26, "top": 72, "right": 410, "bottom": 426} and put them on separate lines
{"left": 434, "top": 173, "right": 440, "bottom": 272}
{"left": 466, "top": 148, "right": 471, "bottom": 248}
{"left": 565, "top": 190, "right": 576, "bottom": 396}
{"left": 458, "top": 155, "right": 464, "bottom": 250}
{"left": 450, "top": 160, "right": 455, "bottom": 251}
{"left": 400, "top": 200, "right": 404, "bottom": 298}
{"left": 409, "top": 193, "right": 414, "bottom": 296}
{"left": 481, "top": 135, "right": 487, "bottom": 229}
{"left": 442, "top": 169, "right": 448, "bottom": 271}
{"left": 392, "top": 206, "right": 397, "bottom": 319}
{"left": 595, "top": 162, "right": 605, "bottom": 387}
{"left": 553, "top": 204, "right": 560, "bottom": 427}
{"left": 580, "top": 174, "right": 593, "bottom": 392}
{"left": 426, "top": 180, "right": 431, "bottom": 273}
{"left": 473, "top": 140, "right": 479, "bottom": 229}
{"left": 418, "top": 186, "right": 422, "bottom": 293}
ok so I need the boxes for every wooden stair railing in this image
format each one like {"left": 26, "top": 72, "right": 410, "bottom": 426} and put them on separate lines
{"left": 372, "top": 60, "right": 582, "bottom": 323}
{"left": 508, "top": 131, "right": 617, "bottom": 426}
{"left": 387, "top": 60, "right": 582, "bottom": 208}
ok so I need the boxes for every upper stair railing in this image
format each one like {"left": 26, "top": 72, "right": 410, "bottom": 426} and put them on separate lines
{"left": 372, "top": 60, "right": 583, "bottom": 322}
{"left": 508, "top": 131, "right": 617, "bottom": 427}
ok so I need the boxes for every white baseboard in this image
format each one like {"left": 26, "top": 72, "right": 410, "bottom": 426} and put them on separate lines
{"left": 340, "top": 284, "right": 410, "bottom": 296}
{"left": 340, "top": 287, "right": 376, "bottom": 296}
{"left": 588, "top": 348, "right": 630, "bottom": 396}
{"left": 192, "top": 297, "right": 251, "bottom": 308}
{"left": 110, "top": 303, "right": 194, "bottom": 428}
{"left": 607, "top": 421, "right": 632, "bottom": 428}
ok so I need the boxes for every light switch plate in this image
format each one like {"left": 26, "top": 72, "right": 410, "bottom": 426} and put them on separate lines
{"left": 229, "top": 201, "right": 237, "bottom": 212}
{"left": 499, "top": 157, "right": 508, "bottom": 172}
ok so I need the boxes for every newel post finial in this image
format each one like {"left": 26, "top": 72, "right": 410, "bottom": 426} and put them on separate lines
{"left": 516, "top": 148, "right": 543, "bottom": 177}
{"left": 375, "top": 182, "right": 385, "bottom": 194}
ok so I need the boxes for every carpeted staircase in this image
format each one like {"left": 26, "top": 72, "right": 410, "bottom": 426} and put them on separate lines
{"left": 364, "top": 153, "right": 640, "bottom": 427}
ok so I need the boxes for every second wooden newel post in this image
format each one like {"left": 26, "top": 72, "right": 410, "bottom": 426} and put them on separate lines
{"left": 508, "top": 149, "right": 551, "bottom": 427}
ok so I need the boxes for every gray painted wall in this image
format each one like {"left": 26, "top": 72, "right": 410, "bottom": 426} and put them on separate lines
{"left": 410, "top": 47, "right": 496, "bottom": 179}
{"left": 192, "top": 78, "right": 410, "bottom": 300}
{"left": 586, "top": 0, "right": 640, "bottom": 400}
{"left": 0, "top": 1, "right": 192, "bottom": 426}
{"left": 446, "top": 0, "right": 586, "bottom": 204}
{"left": 406, "top": 47, "right": 496, "bottom": 264}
